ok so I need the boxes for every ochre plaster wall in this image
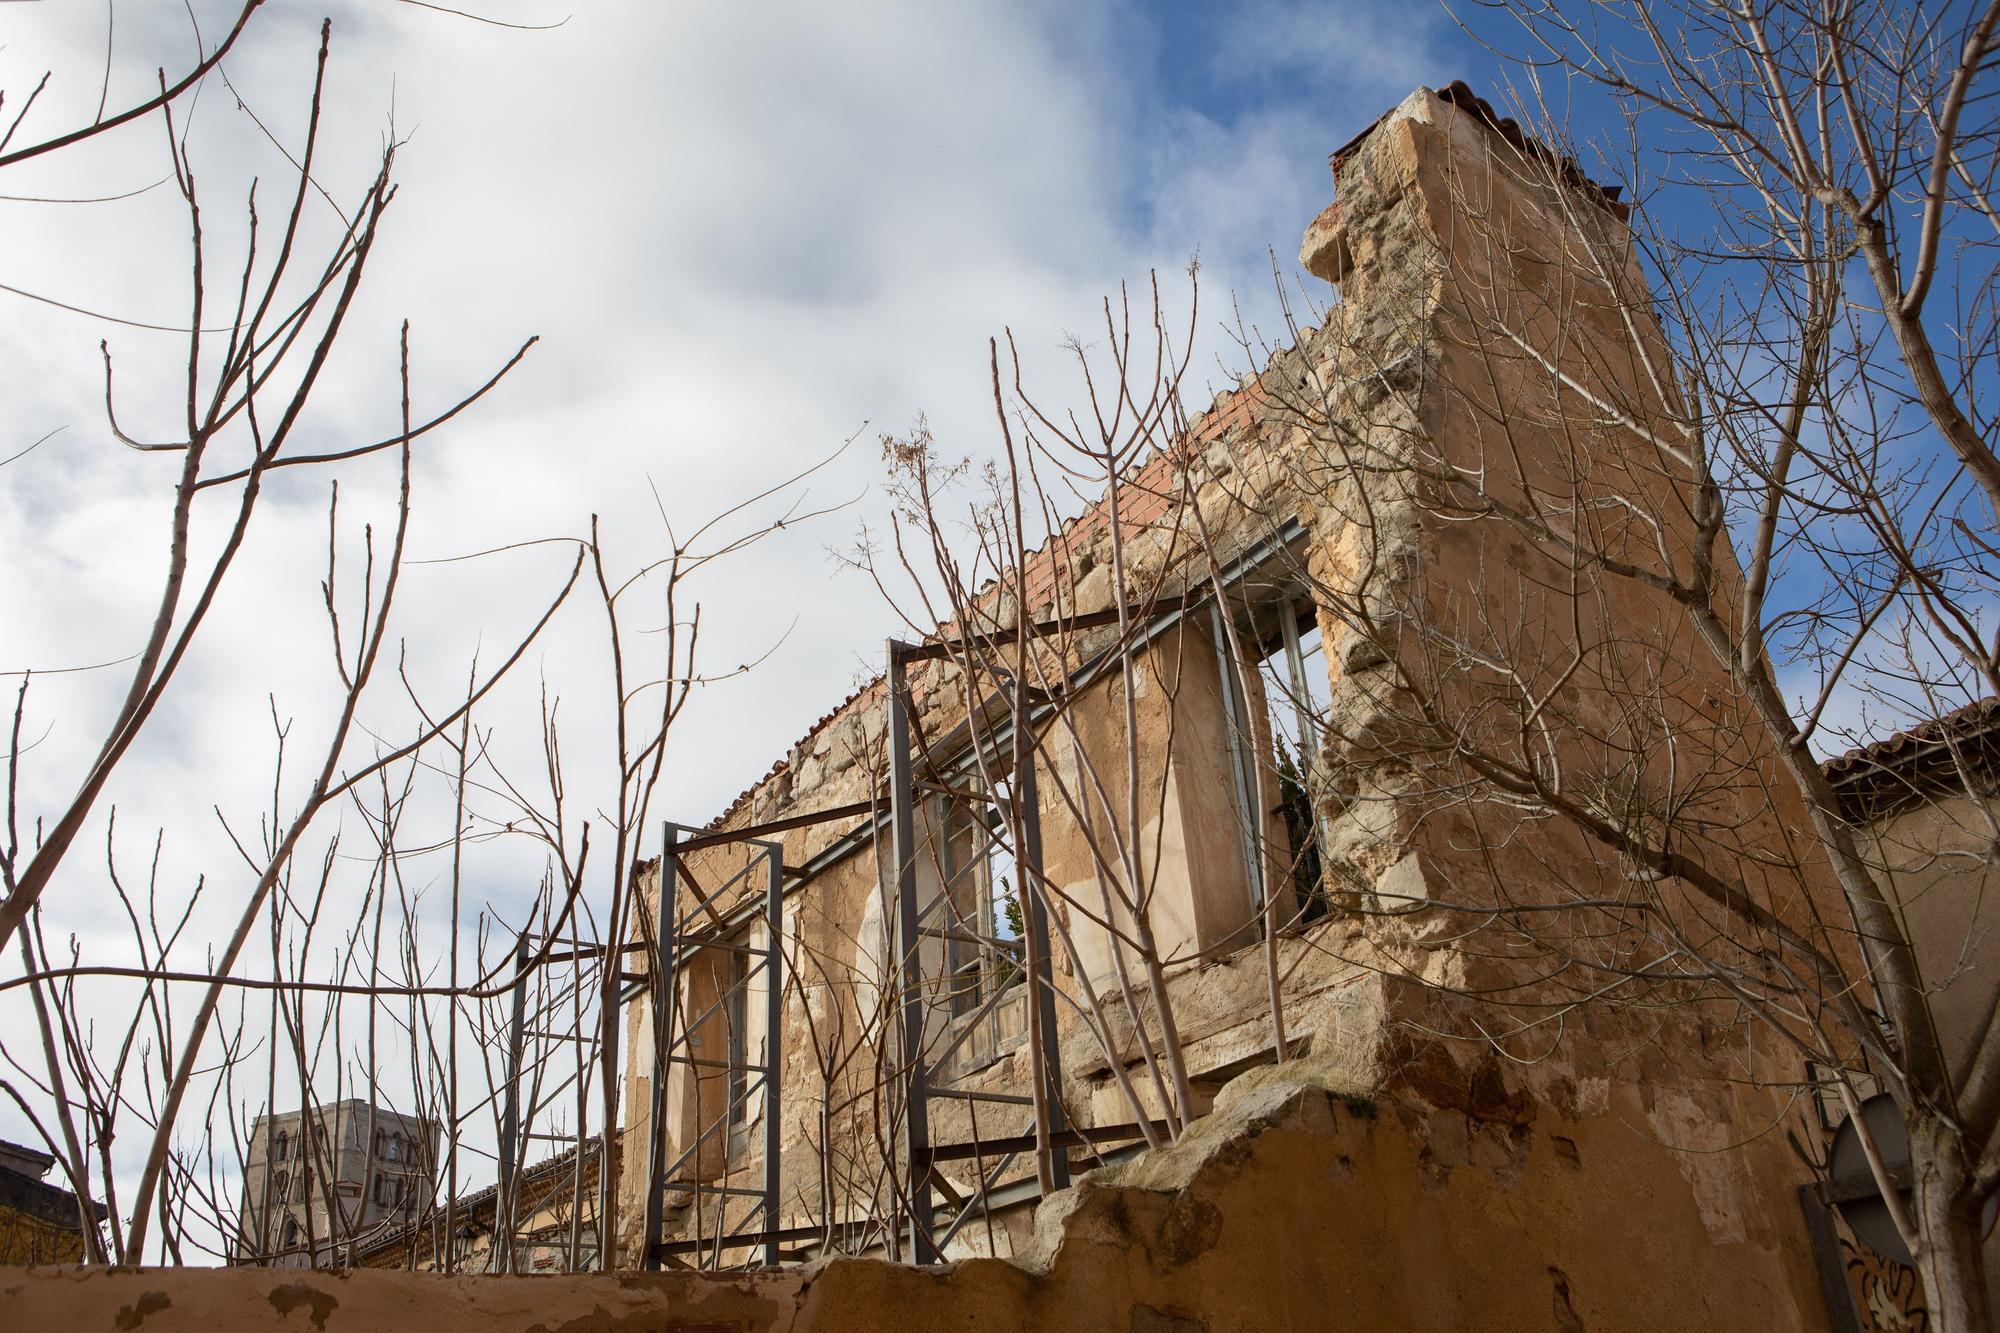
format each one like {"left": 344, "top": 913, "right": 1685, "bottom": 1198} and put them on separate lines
{"left": 1, "top": 1073, "right": 1827, "bottom": 1331}
{"left": 1858, "top": 788, "right": 2000, "bottom": 1302}
{"left": 1863, "top": 791, "right": 2000, "bottom": 1077}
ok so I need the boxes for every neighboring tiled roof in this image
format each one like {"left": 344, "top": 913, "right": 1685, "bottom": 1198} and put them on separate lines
{"left": 1822, "top": 697, "right": 2000, "bottom": 814}
{"left": 0, "top": 1156, "right": 106, "bottom": 1230}
{"left": 0, "top": 1138, "right": 56, "bottom": 1175}
{"left": 1823, "top": 696, "right": 2000, "bottom": 777}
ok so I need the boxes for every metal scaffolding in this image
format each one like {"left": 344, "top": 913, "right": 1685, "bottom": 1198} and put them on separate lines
{"left": 640, "top": 825, "right": 784, "bottom": 1269}
{"left": 885, "top": 636, "right": 1070, "bottom": 1262}
{"left": 632, "top": 639, "right": 1080, "bottom": 1268}
{"left": 627, "top": 537, "right": 1310, "bottom": 1269}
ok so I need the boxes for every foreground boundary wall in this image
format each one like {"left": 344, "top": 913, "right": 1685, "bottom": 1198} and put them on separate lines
{"left": 3, "top": 1071, "right": 1822, "bottom": 1332}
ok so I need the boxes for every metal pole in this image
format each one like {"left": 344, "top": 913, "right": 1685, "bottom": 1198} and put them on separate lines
{"left": 1279, "top": 602, "right": 1313, "bottom": 757}
{"left": 887, "top": 640, "right": 938, "bottom": 1262}
{"left": 497, "top": 933, "right": 530, "bottom": 1274}
{"left": 642, "top": 824, "right": 680, "bottom": 1270}
{"left": 596, "top": 954, "right": 623, "bottom": 1273}
{"left": 568, "top": 938, "right": 586, "bottom": 1273}
{"left": 760, "top": 838, "right": 784, "bottom": 1268}
{"left": 1209, "top": 601, "right": 1264, "bottom": 908}
{"left": 1015, "top": 755, "right": 1071, "bottom": 1192}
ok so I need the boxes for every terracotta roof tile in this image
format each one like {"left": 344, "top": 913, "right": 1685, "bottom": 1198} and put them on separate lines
{"left": 702, "top": 677, "right": 885, "bottom": 832}
{"left": 1822, "top": 697, "right": 2000, "bottom": 783}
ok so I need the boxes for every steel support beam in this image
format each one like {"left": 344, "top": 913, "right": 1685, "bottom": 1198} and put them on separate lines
{"left": 497, "top": 934, "right": 530, "bottom": 1273}
{"left": 759, "top": 837, "right": 785, "bottom": 1268}
{"left": 678, "top": 799, "right": 877, "bottom": 852}
{"left": 641, "top": 825, "right": 681, "bottom": 1270}
{"left": 887, "top": 639, "right": 939, "bottom": 1261}
{"left": 1015, "top": 755, "right": 1071, "bottom": 1192}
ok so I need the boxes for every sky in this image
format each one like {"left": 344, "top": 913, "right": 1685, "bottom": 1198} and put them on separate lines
{"left": 1, "top": 0, "right": 1460, "bottom": 830}
{"left": 0, "top": 0, "right": 1476, "bottom": 1251}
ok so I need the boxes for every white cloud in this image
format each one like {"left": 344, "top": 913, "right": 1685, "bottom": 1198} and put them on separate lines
{"left": 1208, "top": 0, "right": 1441, "bottom": 94}
{"left": 0, "top": 0, "right": 1432, "bottom": 1252}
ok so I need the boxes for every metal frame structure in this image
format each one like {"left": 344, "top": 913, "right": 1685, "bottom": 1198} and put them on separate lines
{"left": 885, "top": 637, "right": 1069, "bottom": 1262}
{"left": 484, "top": 930, "right": 618, "bottom": 1274}
{"left": 632, "top": 525, "right": 1311, "bottom": 1268}
{"left": 640, "top": 825, "right": 784, "bottom": 1269}
{"left": 632, "top": 638, "right": 1080, "bottom": 1270}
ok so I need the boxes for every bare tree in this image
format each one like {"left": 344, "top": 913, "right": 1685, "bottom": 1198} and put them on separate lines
{"left": 1160, "top": 25, "right": 2000, "bottom": 1325}
{"left": 0, "top": 13, "right": 540, "bottom": 958}
{"left": 856, "top": 288, "right": 1251, "bottom": 1158}
{"left": 0, "top": 4, "right": 783, "bottom": 1272}
{"left": 852, "top": 16, "right": 2000, "bottom": 1319}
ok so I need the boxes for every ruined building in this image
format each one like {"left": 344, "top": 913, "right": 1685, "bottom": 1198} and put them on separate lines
{"left": 608, "top": 84, "right": 1858, "bottom": 1328}
{"left": 12, "top": 77, "right": 1998, "bottom": 1333}
{"left": 353, "top": 1140, "right": 609, "bottom": 1275}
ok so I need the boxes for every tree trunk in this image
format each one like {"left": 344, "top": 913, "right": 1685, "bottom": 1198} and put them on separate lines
{"left": 1910, "top": 1113, "right": 1995, "bottom": 1333}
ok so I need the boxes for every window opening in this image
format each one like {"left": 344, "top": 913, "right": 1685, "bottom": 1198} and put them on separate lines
{"left": 985, "top": 797, "right": 1024, "bottom": 994}
{"left": 935, "top": 782, "right": 1029, "bottom": 1078}
{"left": 1220, "top": 593, "right": 1335, "bottom": 924}
{"left": 942, "top": 799, "right": 983, "bottom": 1015}
{"left": 1257, "top": 607, "right": 1333, "bottom": 921}
{"left": 941, "top": 793, "right": 1026, "bottom": 1014}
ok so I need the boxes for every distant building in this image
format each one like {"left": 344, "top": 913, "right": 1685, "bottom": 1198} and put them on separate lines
{"left": 353, "top": 1139, "right": 610, "bottom": 1274}
{"left": 234, "top": 1100, "right": 438, "bottom": 1267}
{"left": 0, "top": 1139, "right": 104, "bottom": 1263}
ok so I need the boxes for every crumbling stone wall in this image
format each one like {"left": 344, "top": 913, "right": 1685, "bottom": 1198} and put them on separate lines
{"left": 1278, "top": 85, "right": 1842, "bottom": 1300}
